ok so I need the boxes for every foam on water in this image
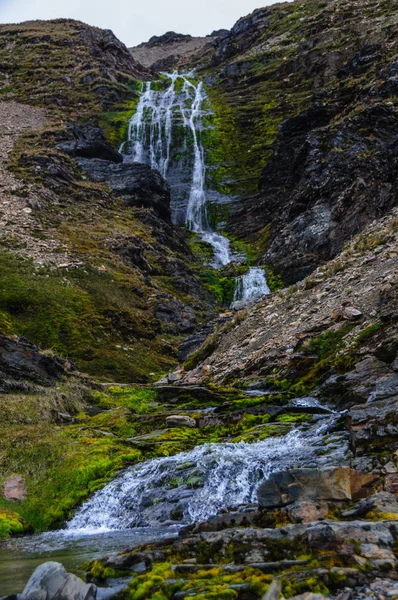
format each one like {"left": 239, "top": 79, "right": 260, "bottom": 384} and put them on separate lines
{"left": 67, "top": 416, "right": 345, "bottom": 531}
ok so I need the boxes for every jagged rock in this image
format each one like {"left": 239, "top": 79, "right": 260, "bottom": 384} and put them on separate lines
{"left": 0, "top": 334, "right": 73, "bottom": 388}
{"left": 58, "top": 123, "right": 122, "bottom": 163}
{"left": 349, "top": 396, "right": 398, "bottom": 453}
{"left": 77, "top": 159, "right": 171, "bottom": 221}
{"left": 2, "top": 475, "right": 27, "bottom": 502}
{"left": 258, "top": 467, "right": 376, "bottom": 508}
{"left": 21, "top": 561, "right": 96, "bottom": 600}
{"left": 322, "top": 357, "right": 398, "bottom": 406}
{"left": 166, "top": 415, "right": 196, "bottom": 428}
{"left": 342, "top": 307, "right": 363, "bottom": 320}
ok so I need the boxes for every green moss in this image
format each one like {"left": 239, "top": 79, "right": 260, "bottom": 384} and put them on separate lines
{"left": 0, "top": 250, "right": 178, "bottom": 382}
{"left": 303, "top": 326, "right": 355, "bottom": 360}
{"left": 356, "top": 323, "right": 382, "bottom": 343}
{"left": 0, "top": 509, "right": 32, "bottom": 538}
{"left": 277, "top": 413, "right": 312, "bottom": 423}
{"left": 98, "top": 97, "right": 140, "bottom": 149}
{"left": 282, "top": 576, "right": 329, "bottom": 598}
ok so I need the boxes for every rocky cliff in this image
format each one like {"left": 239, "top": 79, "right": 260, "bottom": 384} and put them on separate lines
{"left": 174, "top": 0, "right": 398, "bottom": 283}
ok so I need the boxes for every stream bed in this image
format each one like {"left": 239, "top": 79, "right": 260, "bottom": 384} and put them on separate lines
{"left": 0, "top": 526, "right": 177, "bottom": 595}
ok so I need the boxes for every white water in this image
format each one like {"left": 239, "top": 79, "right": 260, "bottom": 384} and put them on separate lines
{"left": 67, "top": 416, "right": 346, "bottom": 531}
{"left": 123, "top": 72, "right": 239, "bottom": 270}
{"left": 234, "top": 267, "right": 271, "bottom": 304}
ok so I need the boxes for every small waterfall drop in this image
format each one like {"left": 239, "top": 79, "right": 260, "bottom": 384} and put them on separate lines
{"left": 67, "top": 417, "right": 345, "bottom": 532}
{"left": 234, "top": 267, "right": 271, "bottom": 304}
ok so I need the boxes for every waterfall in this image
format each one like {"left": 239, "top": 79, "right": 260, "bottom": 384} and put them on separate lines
{"left": 123, "top": 72, "right": 232, "bottom": 269}
{"left": 234, "top": 267, "right": 271, "bottom": 304}
{"left": 67, "top": 416, "right": 346, "bottom": 532}
{"left": 124, "top": 72, "right": 270, "bottom": 294}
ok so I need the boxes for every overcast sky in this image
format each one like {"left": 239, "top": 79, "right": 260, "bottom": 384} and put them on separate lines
{"left": 0, "top": 0, "right": 279, "bottom": 47}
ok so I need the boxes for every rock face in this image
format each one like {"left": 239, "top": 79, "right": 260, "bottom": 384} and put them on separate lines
{"left": 257, "top": 467, "right": 376, "bottom": 508}
{"left": 78, "top": 158, "right": 171, "bottom": 221}
{"left": 2, "top": 475, "right": 27, "bottom": 502}
{"left": 58, "top": 123, "right": 123, "bottom": 163}
{"left": 182, "top": 0, "right": 398, "bottom": 282}
{"left": 21, "top": 562, "right": 96, "bottom": 600}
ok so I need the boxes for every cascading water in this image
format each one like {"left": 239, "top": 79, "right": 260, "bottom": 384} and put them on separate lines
{"left": 122, "top": 72, "right": 243, "bottom": 270}
{"left": 233, "top": 267, "right": 271, "bottom": 304}
{"left": 67, "top": 416, "right": 347, "bottom": 531}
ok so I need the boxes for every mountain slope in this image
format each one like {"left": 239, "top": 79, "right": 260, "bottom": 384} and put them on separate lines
{"left": 0, "top": 19, "right": 214, "bottom": 382}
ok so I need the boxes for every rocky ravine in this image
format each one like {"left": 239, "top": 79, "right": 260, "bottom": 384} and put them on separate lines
{"left": 66, "top": 204, "right": 398, "bottom": 600}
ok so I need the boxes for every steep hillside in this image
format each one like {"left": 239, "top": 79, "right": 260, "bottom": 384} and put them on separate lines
{"left": 0, "top": 19, "right": 215, "bottom": 383}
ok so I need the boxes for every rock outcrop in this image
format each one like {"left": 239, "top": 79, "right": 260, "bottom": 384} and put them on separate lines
{"left": 186, "top": 0, "right": 398, "bottom": 281}
{"left": 78, "top": 158, "right": 171, "bottom": 221}
{"left": 0, "top": 334, "right": 74, "bottom": 390}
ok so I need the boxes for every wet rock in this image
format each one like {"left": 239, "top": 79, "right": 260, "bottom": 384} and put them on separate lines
{"left": 258, "top": 467, "right": 375, "bottom": 508}
{"left": 77, "top": 159, "right": 171, "bottom": 221}
{"left": 166, "top": 415, "right": 196, "bottom": 428}
{"left": 2, "top": 474, "right": 27, "bottom": 502}
{"left": 105, "top": 551, "right": 152, "bottom": 572}
{"left": 21, "top": 561, "right": 96, "bottom": 600}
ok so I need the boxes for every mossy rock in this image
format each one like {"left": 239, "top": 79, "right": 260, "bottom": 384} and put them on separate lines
{"left": 0, "top": 509, "right": 32, "bottom": 538}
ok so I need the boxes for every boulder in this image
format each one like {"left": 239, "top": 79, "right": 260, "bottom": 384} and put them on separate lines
{"left": 166, "top": 415, "right": 196, "bottom": 428}
{"left": 21, "top": 562, "right": 96, "bottom": 600}
{"left": 2, "top": 475, "right": 27, "bottom": 502}
{"left": 258, "top": 467, "right": 375, "bottom": 508}
{"left": 77, "top": 158, "right": 171, "bottom": 221}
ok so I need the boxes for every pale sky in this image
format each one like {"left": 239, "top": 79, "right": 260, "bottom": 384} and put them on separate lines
{"left": 0, "top": 0, "right": 279, "bottom": 47}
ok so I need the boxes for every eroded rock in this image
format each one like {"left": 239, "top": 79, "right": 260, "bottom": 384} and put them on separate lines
{"left": 166, "top": 415, "right": 197, "bottom": 428}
